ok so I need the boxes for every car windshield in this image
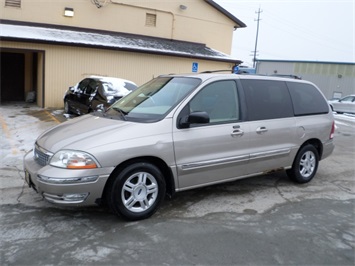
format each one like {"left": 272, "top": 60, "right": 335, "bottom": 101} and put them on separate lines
{"left": 104, "top": 77, "right": 201, "bottom": 122}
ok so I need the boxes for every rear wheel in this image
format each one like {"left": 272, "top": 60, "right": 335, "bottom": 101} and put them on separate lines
{"left": 107, "top": 162, "right": 166, "bottom": 221}
{"left": 286, "top": 144, "right": 319, "bottom": 183}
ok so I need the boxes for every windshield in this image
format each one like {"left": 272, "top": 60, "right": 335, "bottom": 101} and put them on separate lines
{"left": 101, "top": 80, "right": 135, "bottom": 97}
{"left": 105, "top": 77, "right": 201, "bottom": 122}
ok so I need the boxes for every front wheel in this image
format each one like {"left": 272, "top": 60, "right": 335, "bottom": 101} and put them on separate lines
{"left": 286, "top": 144, "right": 319, "bottom": 183}
{"left": 107, "top": 162, "right": 166, "bottom": 221}
{"left": 64, "top": 100, "right": 72, "bottom": 114}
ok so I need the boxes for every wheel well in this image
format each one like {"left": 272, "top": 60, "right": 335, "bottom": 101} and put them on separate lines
{"left": 101, "top": 156, "right": 175, "bottom": 204}
{"left": 300, "top": 139, "right": 323, "bottom": 159}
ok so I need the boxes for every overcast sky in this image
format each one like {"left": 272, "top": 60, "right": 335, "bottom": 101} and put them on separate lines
{"left": 215, "top": 0, "right": 355, "bottom": 66}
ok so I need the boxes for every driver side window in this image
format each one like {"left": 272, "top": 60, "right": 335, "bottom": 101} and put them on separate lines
{"left": 189, "top": 80, "right": 239, "bottom": 124}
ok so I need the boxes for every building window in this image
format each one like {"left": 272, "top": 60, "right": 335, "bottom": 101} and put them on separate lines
{"left": 145, "top": 13, "right": 157, "bottom": 27}
{"left": 5, "top": 0, "right": 21, "bottom": 8}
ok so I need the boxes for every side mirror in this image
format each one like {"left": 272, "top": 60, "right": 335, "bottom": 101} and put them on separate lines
{"left": 179, "top": 111, "right": 210, "bottom": 128}
{"left": 69, "top": 86, "right": 75, "bottom": 93}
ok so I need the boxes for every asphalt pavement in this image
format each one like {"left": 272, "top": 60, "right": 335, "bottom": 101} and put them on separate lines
{"left": 0, "top": 103, "right": 354, "bottom": 265}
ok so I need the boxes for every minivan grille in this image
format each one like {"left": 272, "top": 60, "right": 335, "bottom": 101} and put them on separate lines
{"left": 34, "top": 144, "right": 52, "bottom": 166}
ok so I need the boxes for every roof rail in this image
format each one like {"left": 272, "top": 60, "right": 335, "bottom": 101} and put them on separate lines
{"left": 200, "top": 69, "right": 232, "bottom": 73}
{"left": 270, "top": 74, "right": 302, "bottom": 80}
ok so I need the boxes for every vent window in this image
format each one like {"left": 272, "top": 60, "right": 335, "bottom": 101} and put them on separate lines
{"left": 5, "top": 0, "right": 21, "bottom": 8}
{"left": 145, "top": 13, "right": 157, "bottom": 27}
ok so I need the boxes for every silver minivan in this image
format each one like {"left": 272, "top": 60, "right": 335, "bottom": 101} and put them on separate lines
{"left": 24, "top": 74, "right": 335, "bottom": 220}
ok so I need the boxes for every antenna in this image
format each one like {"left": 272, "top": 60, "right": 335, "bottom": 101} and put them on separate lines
{"left": 252, "top": 7, "right": 262, "bottom": 68}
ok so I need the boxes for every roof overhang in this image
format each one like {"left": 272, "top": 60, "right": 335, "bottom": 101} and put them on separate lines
{"left": 0, "top": 21, "right": 242, "bottom": 64}
{"left": 204, "top": 0, "right": 247, "bottom": 28}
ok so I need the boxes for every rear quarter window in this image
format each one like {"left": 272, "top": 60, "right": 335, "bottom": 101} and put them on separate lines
{"left": 287, "top": 82, "right": 329, "bottom": 116}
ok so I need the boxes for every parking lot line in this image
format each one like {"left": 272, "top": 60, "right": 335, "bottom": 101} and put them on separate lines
{"left": 0, "top": 113, "right": 18, "bottom": 155}
{"left": 44, "top": 110, "right": 61, "bottom": 124}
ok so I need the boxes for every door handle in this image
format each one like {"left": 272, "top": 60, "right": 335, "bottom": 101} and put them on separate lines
{"left": 256, "top": 126, "right": 268, "bottom": 134}
{"left": 231, "top": 125, "right": 244, "bottom": 137}
{"left": 231, "top": 129, "right": 244, "bottom": 137}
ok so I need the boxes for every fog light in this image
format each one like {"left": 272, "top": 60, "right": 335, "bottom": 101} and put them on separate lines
{"left": 43, "top": 192, "right": 89, "bottom": 203}
{"left": 63, "top": 193, "right": 89, "bottom": 201}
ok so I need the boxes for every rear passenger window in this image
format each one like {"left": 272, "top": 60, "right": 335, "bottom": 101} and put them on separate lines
{"left": 241, "top": 80, "right": 293, "bottom": 121}
{"left": 287, "top": 82, "right": 329, "bottom": 116}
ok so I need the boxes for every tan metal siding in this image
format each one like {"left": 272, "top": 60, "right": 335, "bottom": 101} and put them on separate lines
{"left": 257, "top": 62, "right": 294, "bottom": 75}
{"left": 37, "top": 52, "right": 44, "bottom": 107}
{"left": 1, "top": 41, "right": 232, "bottom": 108}
{"left": 294, "top": 62, "right": 355, "bottom": 98}
{"left": 24, "top": 52, "right": 32, "bottom": 94}
{"left": 257, "top": 61, "right": 355, "bottom": 99}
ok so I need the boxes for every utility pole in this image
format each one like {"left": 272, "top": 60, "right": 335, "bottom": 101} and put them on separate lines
{"left": 252, "top": 7, "right": 262, "bottom": 68}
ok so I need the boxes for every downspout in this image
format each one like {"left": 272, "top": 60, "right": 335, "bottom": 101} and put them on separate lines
{"left": 110, "top": 0, "right": 175, "bottom": 40}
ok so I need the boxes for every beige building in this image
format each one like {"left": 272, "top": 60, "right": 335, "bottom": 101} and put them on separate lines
{"left": 0, "top": 0, "right": 246, "bottom": 108}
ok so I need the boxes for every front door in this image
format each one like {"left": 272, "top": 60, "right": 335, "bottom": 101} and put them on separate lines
{"left": 173, "top": 80, "right": 251, "bottom": 190}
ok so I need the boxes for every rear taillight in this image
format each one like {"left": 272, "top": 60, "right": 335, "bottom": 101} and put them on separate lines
{"left": 329, "top": 121, "right": 335, "bottom": 139}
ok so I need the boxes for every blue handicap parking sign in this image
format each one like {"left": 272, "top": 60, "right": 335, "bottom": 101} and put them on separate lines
{"left": 192, "top": 62, "right": 198, "bottom": 72}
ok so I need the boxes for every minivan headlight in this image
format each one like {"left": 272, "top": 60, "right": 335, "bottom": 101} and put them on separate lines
{"left": 50, "top": 150, "right": 99, "bottom": 169}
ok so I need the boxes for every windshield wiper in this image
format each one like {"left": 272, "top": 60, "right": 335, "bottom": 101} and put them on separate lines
{"left": 112, "top": 107, "right": 128, "bottom": 120}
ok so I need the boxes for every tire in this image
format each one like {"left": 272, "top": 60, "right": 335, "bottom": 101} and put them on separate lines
{"left": 107, "top": 162, "right": 166, "bottom": 221}
{"left": 64, "top": 100, "right": 72, "bottom": 114}
{"left": 286, "top": 144, "right": 319, "bottom": 184}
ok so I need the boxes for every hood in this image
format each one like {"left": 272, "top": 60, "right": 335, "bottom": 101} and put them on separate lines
{"left": 36, "top": 114, "right": 135, "bottom": 153}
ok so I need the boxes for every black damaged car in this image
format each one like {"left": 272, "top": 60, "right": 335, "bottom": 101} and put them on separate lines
{"left": 64, "top": 76, "right": 137, "bottom": 115}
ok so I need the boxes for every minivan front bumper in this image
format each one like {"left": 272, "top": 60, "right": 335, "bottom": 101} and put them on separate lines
{"left": 23, "top": 150, "right": 114, "bottom": 205}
